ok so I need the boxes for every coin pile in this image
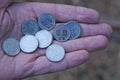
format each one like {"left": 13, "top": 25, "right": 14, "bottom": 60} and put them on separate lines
{"left": 2, "top": 13, "right": 82, "bottom": 62}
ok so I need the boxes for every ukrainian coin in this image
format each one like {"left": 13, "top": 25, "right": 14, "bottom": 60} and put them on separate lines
{"left": 22, "top": 19, "right": 39, "bottom": 35}
{"left": 38, "top": 13, "right": 55, "bottom": 30}
{"left": 35, "top": 30, "right": 53, "bottom": 48}
{"left": 2, "top": 38, "right": 20, "bottom": 57}
{"left": 49, "top": 23, "right": 63, "bottom": 33}
{"left": 66, "top": 21, "right": 82, "bottom": 39}
{"left": 20, "top": 35, "right": 38, "bottom": 53}
{"left": 53, "top": 24, "right": 70, "bottom": 42}
{"left": 46, "top": 44, "right": 65, "bottom": 62}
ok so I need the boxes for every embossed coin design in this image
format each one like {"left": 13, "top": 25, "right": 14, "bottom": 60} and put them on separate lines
{"left": 53, "top": 24, "right": 70, "bottom": 42}
{"left": 2, "top": 38, "right": 20, "bottom": 56}
{"left": 35, "top": 30, "right": 53, "bottom": 48}
{"left": 66, "top": 21, "right": 82, "bottom": 39}
{"left": 38, "top": 13, "right": 55, "bottom": 30}
{"left": 22, "top": 19, "right": 39, "bottom": 35}
{"left": 20, "top": 35, "right": 38, "bottom": 53}
{"left": 46, "top": 44, "right": 65, "bottom": 62}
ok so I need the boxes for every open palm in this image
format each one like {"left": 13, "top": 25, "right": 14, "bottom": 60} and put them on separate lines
{"left": 0, "top": 1, "right": 112, "bottom": 80}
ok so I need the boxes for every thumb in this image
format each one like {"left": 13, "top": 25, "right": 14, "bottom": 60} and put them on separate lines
{"left": 0, "top": 0, "right": 14, "bottom": 41}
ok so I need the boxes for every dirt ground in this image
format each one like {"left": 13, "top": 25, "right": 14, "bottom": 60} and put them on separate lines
{"left": 14, "top": 0, "right": 120, "bottom": 80}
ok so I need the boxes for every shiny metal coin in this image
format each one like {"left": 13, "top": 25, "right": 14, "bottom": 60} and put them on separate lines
{"left": 66, "top": 21, "right": 82, "bottom": 39}
{"left": 53, "top": 24, "right": 70, "bottom": 42}
{"left": 22, "top": 19, "right": 39, "bottom": 35}
{"left": 20, "top": 35, "right": 38, "bottom": 53}
{"left": 35, "top": 30, "right": 53, "bottom": 48}
{"left": 38, "top": 13, "right": 55, "bottom": 30}
{"left": 46, "top": 44, "right": 65, "bottom": 62}
{"left": 2, "top": 38, "right": 20, "bottom": 57}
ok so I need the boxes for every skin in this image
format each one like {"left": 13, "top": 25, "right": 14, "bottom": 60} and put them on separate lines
{"left": 0, "top": 0, "right": 112, "bottom": 80}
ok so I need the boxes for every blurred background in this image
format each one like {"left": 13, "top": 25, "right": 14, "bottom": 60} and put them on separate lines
{"left": 15, "top": 0, "right": 120, "bottom": 80}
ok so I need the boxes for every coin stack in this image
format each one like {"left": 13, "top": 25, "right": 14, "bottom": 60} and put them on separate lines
{"left": 2, "top": 13, "right": 82, "bottom": 62}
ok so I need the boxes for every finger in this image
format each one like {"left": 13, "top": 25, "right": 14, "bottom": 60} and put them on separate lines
{"left": 54, "top": 35, "right": 108, "bottom": 53}
{"left": 81, "top": 23, "right": 112, "bottom": 37}
{"left": 54, "top": 23, "right": 112, "bottom": 37}
{"left": 26, "top": 50, "right": 89, "bottom": 77}
{"left": 21, "top": 3, "right": 100, "bottom": 23}
{"left": 34, "top": 35, "right": 108, "bottom": 56}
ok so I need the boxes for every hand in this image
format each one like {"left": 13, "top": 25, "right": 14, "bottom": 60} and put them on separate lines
{"left": 0, "top": 1, "right": 112, "bottom": 80}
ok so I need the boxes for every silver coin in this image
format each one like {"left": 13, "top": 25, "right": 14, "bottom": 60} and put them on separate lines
{"left": 38, "top": 13, "right": 55, "bottom": 30}
{"left": 35, "top": 30, "right": 53, "bottom": 48}
{"left": 2, "top": 38, "right": 20, "bottom": 57}
{"left": 46, "top": 44, "right": 65, "bottom": 62}
{"left": 66, "top": 21, "right": 82, "bottom": 39}
{"left": 20, "top": 35, "right": 38, "bottom": 53}
{"left": 53, "top": 24, "right": 70, "bottom": 42}
{"left": 22, "top": 19, "right": 39, "bottom": 35}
